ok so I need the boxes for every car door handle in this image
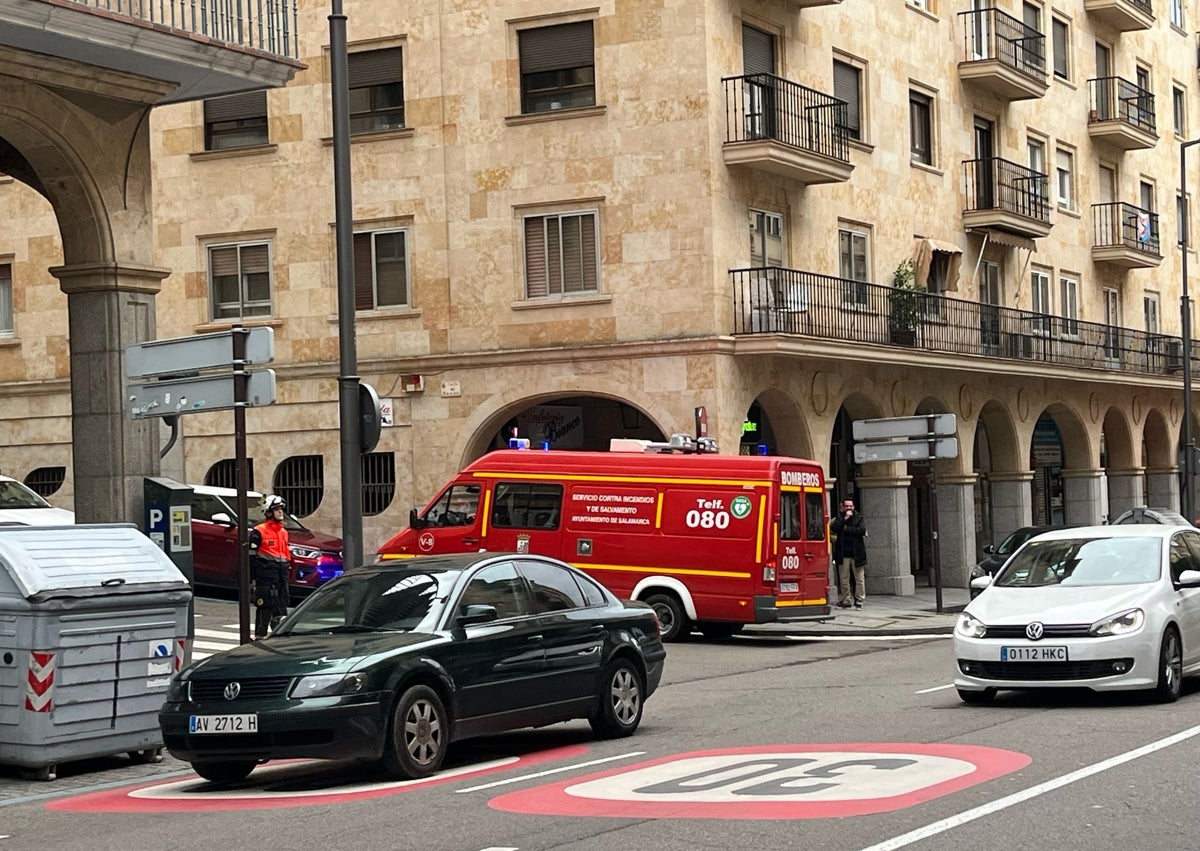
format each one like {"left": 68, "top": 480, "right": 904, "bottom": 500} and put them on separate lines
{"left": 528, "top": 634, "right": 543, "bottom": 643}
{"left": 463, "top": 537, "right": 479, "bottom": 545}
{"left": 804, "top": 552, "right": 814, "bottom": 560}
{"left": 590, "top": 624, "right": 607, "bottom": 633}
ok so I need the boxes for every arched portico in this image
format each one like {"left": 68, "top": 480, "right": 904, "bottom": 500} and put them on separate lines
{"left": 974, "top": 399, "right": 1024, "bottom": 553}
{"left": 0, "top": 72, "right": 171, "bottom": 523}
{"left": 1101, "top": 406, "right": 1139, "bottom": 520}
{"left": 1143, "top": 407, "right": 1177, "bottom": 510}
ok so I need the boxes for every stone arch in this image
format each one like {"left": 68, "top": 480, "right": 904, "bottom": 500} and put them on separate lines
{"left": 1034, "top": 402, "right": 1092, "bottom": 470}
{"left": 975, "top": 398, "right": 1021, "bottom": 473}
{"left": 912, "top": 394, "right": 962, "bottom": 474}
{"left": 1100, "top": 406, "right": 1135, "bottom": 470}
{"left": 743, "top": 386, "right": 814, "bottom": 460}
{"left": 455, "top": 384, "right": 670, "bottom": 469}
{"left": 1143, "top": 407, "right": 1171, "bottom": 468}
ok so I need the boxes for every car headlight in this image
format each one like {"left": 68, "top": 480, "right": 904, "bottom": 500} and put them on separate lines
{"left": 166, "top": 677, "right": 189, "bottom": 702}
{"left": 956, "top": 613, "right": 987, "bottom": 638}
{"left": 290, "top": 545, "right": 322, "bottom": 560}
{"left": 1090, "top": 608, "right": 1145, "bottom": 637}
{"left": 289, "top": 673, "right": 367, "bottom": 699}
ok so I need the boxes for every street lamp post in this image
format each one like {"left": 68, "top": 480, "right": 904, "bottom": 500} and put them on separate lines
{"left": 1181, "top": 139, "right": 1200, "bottom": 524}
{"left": 330, "top": 0, "right": 364, "bottom": 569}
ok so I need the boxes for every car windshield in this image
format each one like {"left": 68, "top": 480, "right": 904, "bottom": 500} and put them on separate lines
{"left": 995, "top": 529, "right": 1034, "bottom": 556}
{"left": 217, "top": 495, "right": 309, "bottom": 532}
{"left": 0, "top": 480, "right": 52, "bottom": 509}
{"left": 995, "top": 536, "right": 1162, "bottom": 588}
{"left": 276, "top": 571, "right": 455, "bottom": 635}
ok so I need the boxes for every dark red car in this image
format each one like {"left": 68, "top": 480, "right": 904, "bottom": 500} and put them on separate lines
{"left": 189, "top": 484, "right": 344, "bottom": 596}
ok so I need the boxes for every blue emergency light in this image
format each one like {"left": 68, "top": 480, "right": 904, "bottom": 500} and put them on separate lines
{"left": 509, "top": 437, "right": 531, "bottom": 450}
{"left": 757, "top": 444, "right": 768, "bottom": 455}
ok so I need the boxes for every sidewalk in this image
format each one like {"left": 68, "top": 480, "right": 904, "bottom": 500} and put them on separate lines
{"left": 743, "top": 585, "right": 969, "bottom": 638}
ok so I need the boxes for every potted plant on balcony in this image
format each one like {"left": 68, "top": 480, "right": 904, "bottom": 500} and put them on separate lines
{"left": 888, "top": 258, "right": 924, "bottom": 346}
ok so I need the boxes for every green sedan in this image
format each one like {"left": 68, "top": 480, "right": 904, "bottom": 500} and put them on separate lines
{"left": 159, "top": 553, "right": 666, "bottom": 784}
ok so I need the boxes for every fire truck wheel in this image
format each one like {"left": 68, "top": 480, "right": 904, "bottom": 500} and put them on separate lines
{"left": 644, "top": 592, "right": 690, "bottom": 642}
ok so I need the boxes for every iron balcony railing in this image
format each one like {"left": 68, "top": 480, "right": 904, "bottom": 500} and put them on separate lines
{"left": 62, "top": 0, "right": 298, "bottom": 58}
{"left": 1093, "top": 201, "right": 1161, "bottom": 256}
{"left": 722, "top": 73, "right": 850, "bottom": 163}
{"left": 963, "top": 156, "right": 1051, "bottom": 223}
{"left": 1088, "top": 76, "right": 1156, "bottom": 135}
{"left": 730, "top": 267, "right": 1190, "bottom": 377}
{"left": 958, "top": 7, "right": 1046, "bottom": 81}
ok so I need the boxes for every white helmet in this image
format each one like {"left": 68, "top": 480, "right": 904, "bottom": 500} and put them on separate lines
{"left": 262, "top": 494, "right": 287, "bottom": 517}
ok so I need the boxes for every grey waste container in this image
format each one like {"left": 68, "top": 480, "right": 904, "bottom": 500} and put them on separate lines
{"left": 0, "top": 523, "right": 192, "bottom": 781}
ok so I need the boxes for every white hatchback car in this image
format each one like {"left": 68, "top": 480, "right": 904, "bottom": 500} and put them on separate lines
{"left": 0, "top": 475, "right": 75, "bottom": 526}
{"left": 955, "top": 525, "right": 1200, "bottom": 704}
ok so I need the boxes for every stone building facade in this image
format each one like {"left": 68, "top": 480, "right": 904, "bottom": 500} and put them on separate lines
{"left": 1, "top": 0, "right": 1199, "bottom": 593}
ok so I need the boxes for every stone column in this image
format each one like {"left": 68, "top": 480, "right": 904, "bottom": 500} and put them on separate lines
{"left": 1061, "top": 468, "right": 1105, "bottom": 525}
{"left": 52, "top": 263, "right": 169, "bottom": 524}
{"left": 988, "top": 471, "right": 1033, "bottom": 536}
{"left": 857, "top": 475, "right": 914, "bottom": 596}
{"left": 1145, "top": 467, "right": 1180, "bottom": 513}
{"left": 825, "top": 478, "right": 838, "bottom": 603}
{"left": 1105, "top": 468, "right": 1145, "bottom": 521}
{"left": 935, "top": 473, "right": 977, "bottom": 589}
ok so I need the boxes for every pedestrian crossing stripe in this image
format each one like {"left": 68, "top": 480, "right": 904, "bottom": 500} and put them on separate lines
{"left": 190, "top": 626, "right": 242, "bottom": 660}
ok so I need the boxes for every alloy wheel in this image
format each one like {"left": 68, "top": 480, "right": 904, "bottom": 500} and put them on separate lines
{"left": 403, "top": 697, "right": 443, "bottom": 766}
{"left": 610, "top": 666, "right": 642, "bottom": 726}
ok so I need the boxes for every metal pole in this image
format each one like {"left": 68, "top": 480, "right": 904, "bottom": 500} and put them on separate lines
{"left": 233, "top": 326, "right": 252, "bottom": 644}
{"left": 1182, "top": 140, "right": 1198, "bottom": 524}
{"left": 330, "top": 0, "right": 364, "bottom": 569}
{"left": 927, "top": 414, "right": 943, "bottom": 615}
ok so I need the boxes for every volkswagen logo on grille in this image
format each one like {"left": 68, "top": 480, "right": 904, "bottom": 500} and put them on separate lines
{"left": 223, "top": 681, "right": 241, "bottom": 701}
{"left": 1025, "top": 622, "right": 1045, "bottom": 641}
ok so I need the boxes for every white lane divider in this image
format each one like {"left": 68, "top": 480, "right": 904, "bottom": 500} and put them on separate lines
{"left": 859, "top": 721, "right": 1200, "bottom": 851}
{"left": 789, "top": 635, "right": 952, "bottom": 642}
{"left": 915, "top": 684, "right": 956, "bottom": 694}
{"left": 456, "top": 752, "right": 646, "bottom": 793}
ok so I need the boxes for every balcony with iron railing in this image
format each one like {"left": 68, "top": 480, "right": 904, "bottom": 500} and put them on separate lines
{"left": 1088, "top": 77, "right": 1157, "bottom": 150}
{"left": 0, "top": 0, "right": 303, "bottom": 104}
{"left": 962, "top": 157, "right": 1053, "bottom": 239}
{"left": 1092, "top": 202, "right": 1163, "bottom": 268}
{"left": 957, "top": 7, "right": 1048, "bottom": 101}
{"left": 1084, "top": 0, "right": 1154, "bottom": 32}
{"left": 722, "top": 74, "right": 853, "bottom": 185}
{"left": 730, "top": 267, "right": 1190, "bottom": 377}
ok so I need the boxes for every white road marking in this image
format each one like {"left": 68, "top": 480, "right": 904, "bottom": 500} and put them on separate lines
{"left": 193, "top": 640, "right": 238, "bottom": 651}
{"left": 476, "top": 847, "right": 518, "bottom": 851}
{"left": 193, "top": 627, "right": 241, "bottom": 639}
{"left": 915, "top": 684, "right": 955, "bottom": 694}
{"left": 786, "top": 634, "right": 952, "bottom": 642}
{"left": 455, "top": 752, "right": 646, "bottom": 793}
{"left": 859, "top": 721, "right": 1200, "bottom": 851}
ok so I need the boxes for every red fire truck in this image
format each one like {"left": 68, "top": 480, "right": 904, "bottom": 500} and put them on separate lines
{"left": 377, "top": 437, "right": 832, "bottom": 640}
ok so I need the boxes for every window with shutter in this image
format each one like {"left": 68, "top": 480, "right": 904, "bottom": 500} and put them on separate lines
{"left": 0, "top": 262, "right": 11, "bottom": 334}
{"left": 519, "top": 21, "right": 596, "bottom": 114}
{"left": 207, "top": 242, "right": 273, "bottom": 320}
{"left": 833, "top": 60, "right": 862, "bottom": 140}
{"left": 523, "top": 212, "right": 598, "bottom": 299}
{"left": 353, "top": 233, "right": 375, "bottom": 310}
{"left": 203, "top": 90, "right": 269, "bottom": 150}
{"left": 347, "top": 48, "right": 405, "bottom": 133}
{"left": 354, "top": 229, "right": 409, "bottom": 310}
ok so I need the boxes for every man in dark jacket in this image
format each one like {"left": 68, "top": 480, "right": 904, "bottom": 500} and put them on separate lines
{"left": 830, "top": 497, "right": 868, "bottom": 609}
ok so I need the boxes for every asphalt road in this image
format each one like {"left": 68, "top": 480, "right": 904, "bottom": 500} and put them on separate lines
{"left": 2, "top": 596, "right": 1199, "bottom": 851}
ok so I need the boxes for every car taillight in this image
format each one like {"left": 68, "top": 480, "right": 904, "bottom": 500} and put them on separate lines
{"left": 763, "top": 563, "right": 776, "bottom": 583}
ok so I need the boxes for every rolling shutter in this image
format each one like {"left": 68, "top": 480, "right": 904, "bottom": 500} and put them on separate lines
{"left": 524, "top": 218, "right": 548, "bottom": 298}
{"left": 203, "top": 90, "right": 267, "bottom": 124}
{"left": 833, "top": 60, "right": 861, "bottom": 135}
{"left": 742, "top": 25, "right": 775, "bottom": 76}
{"left": 348, "top": 48, "right": 403, "bottom": 88}
{"left": 519, "top": 21, "right": 594, "bottom": 73}
{"left": 353, "top": 232, "right": 375, "bottom": 310}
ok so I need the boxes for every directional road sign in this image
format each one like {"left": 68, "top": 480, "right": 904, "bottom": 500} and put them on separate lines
{"left": 852, "top": 413, "right": 957, "bottom": 441}
{"left": 128, "top": 370, "right": 276, "bottom": 419}
{"left": 125, "top": 327, "right": 275, "bottom": 379}
{"left": 854, "top": 437, "right": 958, "bottom": 464}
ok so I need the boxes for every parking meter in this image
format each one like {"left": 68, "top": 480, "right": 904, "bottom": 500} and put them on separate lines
{"left": 144, "top": 477, "right": 194, "bottom": 642}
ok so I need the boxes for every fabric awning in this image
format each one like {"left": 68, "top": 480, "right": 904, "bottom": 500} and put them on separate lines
{"left": 970, "top": 227, "right": 1037, "bottom": 252}
{"left": 913, "top": 237, "right": 964, "bottom": 292}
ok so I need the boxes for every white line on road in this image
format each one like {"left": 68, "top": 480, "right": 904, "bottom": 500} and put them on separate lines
{"left": 476, "top": 847, "right": 517, "bottom": 851}
{"left": 859, "top": 721, "right": 1200, "bottom": 851}
{"left": 788, "top": 634, "right": 952, "bottom": 642}
{"left": 914, "top": 684, "right": 955, "bottom": 694}
{"left": 193, "top": 627, "right": 240, "bottom": 639}
{"left": 455, "top": 752, "right": 646, "bottom": 793}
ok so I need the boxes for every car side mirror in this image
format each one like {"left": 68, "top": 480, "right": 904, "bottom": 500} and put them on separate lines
{"left": 1177, "top": 569, "right": 1200, "bottom": 587}
{"left": 981, "top": 544, "right": 995, "bottom": 555}
{"left": 211, "top": 512, "right": 234, "bottom": 526}
{"left": 457, "top": 604, "right": 498, "bottom": 626}
{"left": 970, "top": 575, "right": 992, "bottom": 590}
{"left": 409, "top": 507, "right": 427, "bottom": 530}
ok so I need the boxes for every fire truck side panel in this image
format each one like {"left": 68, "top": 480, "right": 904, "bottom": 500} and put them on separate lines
{"left": 375, "top": 451, "right": 832, "bottom": 627}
